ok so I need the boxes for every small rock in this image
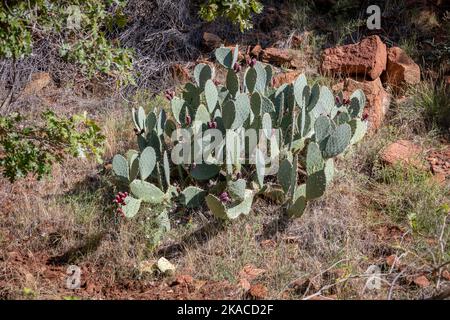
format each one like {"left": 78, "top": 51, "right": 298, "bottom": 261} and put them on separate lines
{"left": 239, "top": 264, "right": 266, "bottom": 281}
{"left": 382, "top": 47, "right": 420, "bottom": 90}
{"left": 385, "top": 255, "right": 403, "bottom": 270}
{"left": 413, "top": 275, "right": 430, "bottom": 288}
{"left": 203, "top": 32, "right": 222, "bottom": 50}
{"left": 23, "top": 72, "right": 52, "bottom": 96}
{"left": 157, "top": 257, "right": 176, "bottom": 275}
{"left": 272, "top": 71, "right": 301, "bottom": 88}
{"left": 238, "top": 278, "right": 251, "bottom": 291}
{"left": 250, "top": 44, "right": 263, "bottom": 58}
{"left": 321, "top": 35, "right": 387, "bottom": 80}
{"left": 380, "top": 140, "right": 424, "bottom": 168}
{"left": 248, "top": 283, "right": 268, "bottom": 299}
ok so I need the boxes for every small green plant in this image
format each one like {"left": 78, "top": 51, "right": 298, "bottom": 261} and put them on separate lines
{"left": 418, "top": 80, "right": 450, "bottom": 133}
{"left": 0, "top": 111, "right": 105, "bottom": 182}
{"left": 371, "top": 163, "right": 448, "bottom": 235}
{"left": 112, "top": 45, "right": 368, "bottom": 246}
{"left": 199, "top": 0, "right": 263, "bottom": 32}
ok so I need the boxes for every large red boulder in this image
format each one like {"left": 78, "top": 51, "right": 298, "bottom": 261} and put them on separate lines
{"left": 382, "top": 47, "right": 421, "bottom": 90}
{"left": 321, "top": 35, "right": 387, "bottom": 80}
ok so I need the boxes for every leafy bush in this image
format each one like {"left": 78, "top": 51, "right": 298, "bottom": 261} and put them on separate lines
{"left": 112, "top": 46, "right": 368, "bottom": 245}
{"left": 199, "top": 0, "right": 263, "bottom": 31}
{"left": 0, "top": 111, "right": 105, "bottom": 182}
{"left": 0, "top": 0, "right": 134, "bottom": 86}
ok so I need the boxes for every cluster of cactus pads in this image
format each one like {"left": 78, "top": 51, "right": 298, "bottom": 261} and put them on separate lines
{"left": 112, "top": 45, "right": 367, "bottom": 227}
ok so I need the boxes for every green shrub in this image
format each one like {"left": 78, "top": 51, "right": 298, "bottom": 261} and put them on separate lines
{"left": 199, "top": 0, "right": 263, "bottom": 32}
{"left": 0, "top": 0, "right": 134, "bottom": 86}
{"left": 0, "top": 111, "right": 105, "bottom": 182}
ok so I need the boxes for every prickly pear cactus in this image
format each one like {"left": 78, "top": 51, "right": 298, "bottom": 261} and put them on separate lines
{"left": 112, "top": 44, "right": 368, "bottom": 234}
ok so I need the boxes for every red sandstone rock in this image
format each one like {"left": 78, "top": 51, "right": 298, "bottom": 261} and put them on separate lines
{"left": 340, "top": 77, "right": 391, "bottom": 131}
{"left": 321, "top": 35, "right": 387, "bottom": 80}
{"left": 383, "top": 47, "right": 420, "bottom": 89}
{"left": 380, "top": 140, "right": 423, "bottom": 167}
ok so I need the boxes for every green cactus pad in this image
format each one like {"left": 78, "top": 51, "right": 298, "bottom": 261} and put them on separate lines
{"left": 334, "top": 111, "right": 351, "bottom": 125}
{"left": 264, "top": 65, "right": 273, "bottom": 88}
{"left": 278, "top": 157, "right": 293, "bottom": 194}
{"left": 190, "top": 163, "right": 220, "bottom": 181}
{"left": 305, "top": 169, "right": 327, "bottom": 200}
{"left": 182, "top": 186, "right": 207, "bottom": 208}
{"left": 171, "top": 97, "right": 185, "bottom": 124}
{"left": 194, "top": 63, "right": 212, "bottom": 89}
{"left": 139, "top": 146, "right": 156, "bottom": 180}
{"left": 244, "top": 67, "right": 258, "bottom": 93}
{"left": 206, "top": 194, "right": 228, "bottom": 220}
{"left": 156, "top": 110, "right": 166, "bottom": 136}
{"left": 164, "top": 119, "right": 177, "bottom": 138}
{"left": 215, "top": 47, "right": 234, "bottom": 69}
{"left": 324, "top": 158, "right": 334, "bottom": 184}
{"left": 250, "top": 92, "right": 262, "bottom": 116}
{"left": 145, "top": 111, "right": 157, "bottom": 133}
{"left": 314, "top": 115, "right": 332, "bottom": 143}
{"left": 226, "top": 70, "right": 240, "bottom": 96}
{"left": 261, "top": 95, "right": 275, "bottom": 114}
{"left": 112, "top": 154, "right": 129, "bottom": 181}
{"left": 137, "top": 135, "right": 147, "bottom": 152}
{"left": 306, "top": 142, "right": 325, "bottom": 175}
{"left": 287, "top": 194, "right": 306, "bottom": 218}
{"left": 262, "top": 113, "right": 272, "bottom": 139}
{"left": 130, "top": 180, "right": 165, "bottom": 204}
{"left": 183, "top": 83, "right": 201, "bottom": 107}
{"left": 348, "top": 89, "right": 366, "bottom": 118}
{"left": 163, "top": 151, "right": 170, "bottom": 187}
{"left": 222, "top": 100, "right": 236, "bottom": 129}
{"left": 226, "top": 189, "right": 254, "bottom": 219}
{"left": 129, "top": 153, "right": 140, "bottom": 181}
{"left": 194, "top": 104, "right": 210, "bottom": 125}
{"left": 228, "top": 179, "right": 246, "bottom": 201}
{"left": 349, "top": 119, "right": 367, "bottom": 144}
{"left": 253, "top": 62, "right": 267, "bottom": 93}
{"left": 297, "top": 107, "right": 313, "bottom": 137}
{"left": 255, "top": 148, "right": 265, "bottom": 187}
{"left": 232, "top": 93, "right": 251, "bottom": 129}
{"left": 293, "top": 74, "right": 308, "bottom": 108}
{"left": 122, "top": 196, "right": 142, "bottom": 218}
{"left": 205, "top": 79, "right": 218, "bottom": 113}
{"left": 323, "top": 123, "right": 352, "bottom": 158}
{"left": 307, "top": 83, "right": 320, "bottom": 112}
{"left": 137, "top": 107, "right": 146, "bottom": 130}
{"left": 314, "top": 86, "right": 334, "bottom": 117}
